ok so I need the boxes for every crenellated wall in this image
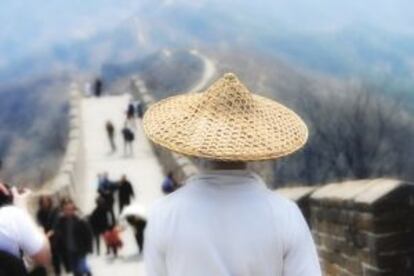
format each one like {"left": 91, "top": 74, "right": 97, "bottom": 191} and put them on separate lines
{"left": 277, "top": 179, "right": 414, "bottom": 276}
{"left": 33, "top": 83, "right": 85, "bottom": 206}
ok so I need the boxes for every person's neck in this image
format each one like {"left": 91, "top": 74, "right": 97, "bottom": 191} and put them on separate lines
{"left": 207, "top": 161, "right": 247, "bottom": 170}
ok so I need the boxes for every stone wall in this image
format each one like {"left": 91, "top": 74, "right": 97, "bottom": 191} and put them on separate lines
{"left": 32, "top": 83, "right": 85, "bottom": 206}
{"left": 130, "top": 77, "right": 198, "bottom": 184}
{"left": 277, "top": 179, "right": 414, "bottom": 276}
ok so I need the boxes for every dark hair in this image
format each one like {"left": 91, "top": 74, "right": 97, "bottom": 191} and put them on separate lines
{"left": 0, "top": 184, "right": 13, "bottom": 207}
{"left": 38, "top": 195, "right": 53, "bottom": 209}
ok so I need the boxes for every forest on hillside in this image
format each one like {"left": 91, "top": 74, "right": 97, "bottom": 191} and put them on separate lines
{"left": 1, "top": 48, "right": 413, "bottom": 188}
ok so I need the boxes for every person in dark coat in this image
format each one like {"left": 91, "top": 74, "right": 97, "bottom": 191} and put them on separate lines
{"left": 97, "top": 172, "right": 116, "bottom": 225}
{"left": 105, "top": 121, "right": 116, "bottom": 153}
{"left": 88, "top": 196, "right": 111, "bottom": 256}
{"left": 126, "top": 102, "right": 135, "bottom": 120}
{"left": 117, "top": 175, "right": 135, "bottom": 213}
{"left": 53, "top": 200, "right": 93, "bottom": 276}
{"left": 121, "top": 127, "right": 134, "bottom": 156}
{"left": 125, "top": 215, "right": 146, "bottom": 254}
{"left": 93, "top": 78, "right": 102, "bottom": 97}
{"left": 36, "top": 196, "right": 61, "bottom": 275}
{"left": 136, "top": 101, "right": 144, "bottom": 118}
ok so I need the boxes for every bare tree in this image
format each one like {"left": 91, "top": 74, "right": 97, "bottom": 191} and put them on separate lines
{"left": 270, "top": 82, "right": 414, "bottom": 187}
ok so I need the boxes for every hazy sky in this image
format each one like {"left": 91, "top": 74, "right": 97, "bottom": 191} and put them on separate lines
{"left": 1, "top": 0, "right": 414, "bottom": 64}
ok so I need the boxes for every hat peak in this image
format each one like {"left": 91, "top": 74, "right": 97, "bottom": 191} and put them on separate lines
{"left": 223, "top": 72, "right": 237, "bottom": 81}
{"left": 205, "top": 72, "right": 251, "bottom": 98}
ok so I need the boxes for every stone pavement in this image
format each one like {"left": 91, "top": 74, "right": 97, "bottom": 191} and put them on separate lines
{"left": 78, "top": 94, "right": 164, "bottom": 275}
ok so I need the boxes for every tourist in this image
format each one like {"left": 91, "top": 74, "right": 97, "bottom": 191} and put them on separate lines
{"left": 97, "top": 172, "right": 116, "bottom": 225}
{"left": 103, "top": 225, "right": 123, "bottom": 258}
{"left": 0, "top": 183, "right": 51, "bottom": 275}
{"left": 105, "top": 121, "right": 116, "bottom": 153}
{"left": 117, "top": 175, "right": 135, "bottom": 213}
{"left": 36, "top": 195, "right": 61, "bottom": 275}
{"left": 136, "top": 100, "right": 144, "bottom": 119}
{"left": 161, "top": 171, "right": 176, "bottom": 194}
{"left": 142, "top": 73, "right": 321, "bottom": 276}
{"left": 53, "top": 199, "right": 93, "bottom": 276}
{"left": 122, "top": 126, "right": 135, "bottom": 156}
{"left": 124, "top": 109, "right": 137, "bottom": 131}
{"left": 125, "top": 215, "right": 146, "bottom": 255}
{"left": 93, "top": 78, "right": 102, "bottom": 97}
{"left": 88, "top": 196, "right": 111, "bottom": 256}
{"left": 127, "top": 102, "right": 135, "bottom": 120}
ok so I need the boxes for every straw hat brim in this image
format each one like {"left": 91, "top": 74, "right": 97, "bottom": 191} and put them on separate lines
{"left": 143, "top": 93, "right": 308, "bottom": 161}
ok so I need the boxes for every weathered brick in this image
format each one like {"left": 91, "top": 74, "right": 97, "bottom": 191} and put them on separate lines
{"left": 278, "top": 180, "right": 414, "bottom": 276}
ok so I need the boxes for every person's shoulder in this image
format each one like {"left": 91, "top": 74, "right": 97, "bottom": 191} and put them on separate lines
{"left": 0, "top": 205, "right": 28, "bottom": 218}
{"left": 0, "top": 206, "right": 40, "bottom": 232}
{"left": 148, "top": 186, "right": 191, "bottom": 218}
{"left": 263, "top": 189, "right": 300, "bottom": 213}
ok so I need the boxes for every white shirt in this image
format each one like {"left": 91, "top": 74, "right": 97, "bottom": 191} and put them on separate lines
{"left": 145, "top": 170, "right": 321, "bottom": 276}
{"left": 0, "top": 206, "right": 45, "bottom": 257}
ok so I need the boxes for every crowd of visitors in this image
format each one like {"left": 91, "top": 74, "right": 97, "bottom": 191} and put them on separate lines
{"left": 0, "top": 171, "right": 142, "bottom": 275}
{"left": 35, "top": 196, "right": 93, "bottom": 276}
{"left": 90, "top": 173, "right": 147, "bottom": 259}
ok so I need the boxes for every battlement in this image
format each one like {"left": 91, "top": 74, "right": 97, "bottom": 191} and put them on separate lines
{"left": 277, "top": 180, "right": 414, "bottom": 276}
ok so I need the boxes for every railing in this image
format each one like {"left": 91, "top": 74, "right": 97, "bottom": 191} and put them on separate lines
{"left": 130, "top": 76, "right": 198, "bottom": 184}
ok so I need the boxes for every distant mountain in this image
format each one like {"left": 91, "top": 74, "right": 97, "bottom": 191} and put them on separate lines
{"left": 2, "top": 0, "right": 414, "bottom": 184}
{"left": 2, "top": 1, "right": 414, "bottom": 90}
{"left": 0, "top": 75, "right": 70, "bottom": 185}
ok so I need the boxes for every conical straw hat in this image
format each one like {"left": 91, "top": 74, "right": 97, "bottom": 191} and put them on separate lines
{"left": 143, "top": 73, "right": 308, "bottom": 161}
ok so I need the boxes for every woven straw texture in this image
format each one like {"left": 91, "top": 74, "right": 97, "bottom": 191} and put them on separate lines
{"left": 143, "top": 73, "right": 308, "bottom": 161}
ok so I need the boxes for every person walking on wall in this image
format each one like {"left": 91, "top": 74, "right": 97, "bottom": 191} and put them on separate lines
{"left": 97, "top": 172, "right": 117, "bottom": 225}
{"left": 105, "top": 121, "right": 116, "bottom": 153}
{"left": 136, "top": 100, "right": 144, "bottom": 119}
{"left": 127, "top": 101, "right": 135, "bottom": 120}
{"left": 142, "top": 73, "right": 322, "bottom": 276}
{"left": 125, "top": 215, "right": 146, "bottom": 255}
{"left": 93, "top": 78, "right": 102, "bottom": 97}
{"left": 36, "top": 195, "right": 61, "bottom": 275}
{"left": 53, "top": 199, "right": 93, "bottom": 276}
{"left": 117, "top": 175, "right": 135, "bottom": 213}
{"left": 88, "top": 196, "right": 111, "bottom": 256}
{"left": 122, "top": 126, "right": 135, "bottom": 156}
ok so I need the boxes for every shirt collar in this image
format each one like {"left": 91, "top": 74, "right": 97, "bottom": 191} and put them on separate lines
{"left": 187, "top": 169, "right": 265, "bottom": 187}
